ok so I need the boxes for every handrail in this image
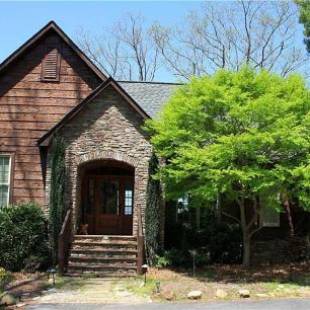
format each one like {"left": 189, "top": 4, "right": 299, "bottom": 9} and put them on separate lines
{"left": 58, "top": 208, "right": 72, "bottom": 275}
{"left": 137, "top": 206, "right": 144, "bottom": 274}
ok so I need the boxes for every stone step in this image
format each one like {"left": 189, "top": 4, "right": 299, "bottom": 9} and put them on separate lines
{"left": 70, "top": 248, "right": 137, "bottom": 256}
{"left": 69, "top": 255, "right": 137, "bottom": 263}
{"left": 72, "top": 240, "right": 137, "bottom": 248}
{"left": 74, "top": 235, "right": 137, "bottom": 242}
{"left": 67, "top": 262, "right": 137, "bottom": 272}
{"left": 70, "top": 253, "right": 136, "bottom": 260}
{"left": 66, "top": 270, "right": 136, "bottom": 277}
{"left": 66, "top": 234, "right": 138, "bottom": 277}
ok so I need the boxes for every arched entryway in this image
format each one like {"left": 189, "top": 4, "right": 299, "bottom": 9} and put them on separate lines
{"left": 79, "top": 159, "right": 134, "bottom": 235}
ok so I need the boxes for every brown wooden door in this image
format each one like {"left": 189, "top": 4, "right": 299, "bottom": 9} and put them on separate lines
{"left": 83, "top": 175, "right": 134, "bottom": 235}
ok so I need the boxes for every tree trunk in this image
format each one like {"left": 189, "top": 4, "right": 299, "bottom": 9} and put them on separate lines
{"left": 282, "top": 193, "right": 294, "bottom": 237}
{"left": 242, "top": 233, "right": 251, "bottom": 267}
{"left": 239, "top": 195, "right": 251, "bottom": 268}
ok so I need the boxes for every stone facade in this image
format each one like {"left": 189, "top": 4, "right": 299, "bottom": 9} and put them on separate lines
{"left": 58, "top": 85, "right": 153, "bottom": 236}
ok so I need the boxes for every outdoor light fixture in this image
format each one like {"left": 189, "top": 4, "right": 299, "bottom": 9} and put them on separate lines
{"left": 155, "top": 280, "right": 161, "bottom": 294}
{"left": 47, "top": 268, "right": 56, "bottom": 286}
{"left": 189, "top": 250, "right": 197, "bottom": 277}
{"left": 142, "top": 264, "right": 148, "bottom": 285}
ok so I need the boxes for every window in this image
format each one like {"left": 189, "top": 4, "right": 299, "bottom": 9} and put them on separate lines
{"left": 260, "top": 205, "right": 280, "bottom": 227}
{"left": 41, "top": 48, "right": 60, "bottom": 81}
{"left": 0, "top": 155, "right": 11, "bottom": 207}
{"left": 124, "top": 184, "right": 133, "bottom": 215}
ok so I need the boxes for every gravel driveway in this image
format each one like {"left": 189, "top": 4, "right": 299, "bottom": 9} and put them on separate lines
{"left": 26, "top": 298, "right": 310, "bottom": 310}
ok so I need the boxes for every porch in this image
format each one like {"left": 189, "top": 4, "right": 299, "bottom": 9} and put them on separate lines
{"left": 58, "top": 158, "right": 145, "bottom": 276}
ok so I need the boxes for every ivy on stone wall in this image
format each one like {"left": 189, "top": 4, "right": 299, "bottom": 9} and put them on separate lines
{"left": 145, "top": 153, "right": 162, "bottom": 266}
{"left": 49, "top": 136, "right": 66, "bottom": 265}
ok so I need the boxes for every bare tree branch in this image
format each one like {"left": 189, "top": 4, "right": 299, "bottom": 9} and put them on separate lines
{"left": 76, "top": 14, "right": 160, "bottom": 81}
{"left": 152, "top": 1, "right": 308, "bottom": 79}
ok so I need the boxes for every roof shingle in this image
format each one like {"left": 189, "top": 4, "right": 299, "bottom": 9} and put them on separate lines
{"left": 118, "top": 81, "right": 181, "bottom": 118}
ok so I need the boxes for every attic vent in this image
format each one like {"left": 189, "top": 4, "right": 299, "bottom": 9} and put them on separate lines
{"left": 41, "top": 48, "right": 60, "bottom": 81}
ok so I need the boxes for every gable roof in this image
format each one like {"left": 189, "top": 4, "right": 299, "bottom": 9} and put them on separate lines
{"left": 118, "top": 81, "right": 181, "bottom": 118}
{"left": 38, "top": 77, "right": 151, "bottom": 146}
{"left": 0, "top": 21, "right": 107, "bottom": 81}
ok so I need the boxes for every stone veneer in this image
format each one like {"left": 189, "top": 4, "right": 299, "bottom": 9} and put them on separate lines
{"left": 57, "top": 85, "right": 153, "bottom": 236}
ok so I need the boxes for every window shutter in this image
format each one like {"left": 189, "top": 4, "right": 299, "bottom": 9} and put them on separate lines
{"left": 41, "top": 48, "right": 60, "bottom": 81}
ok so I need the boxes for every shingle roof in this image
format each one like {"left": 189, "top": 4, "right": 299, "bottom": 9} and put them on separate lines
{"left": 118, "top": 81, "right": 181, "bottom": 118}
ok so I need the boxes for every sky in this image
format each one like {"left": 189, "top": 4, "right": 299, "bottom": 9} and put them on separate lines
{"left": 0, "top": 1, "right": 203, "bottom": 81}
{"left": 0, "top": 1, "right": 308, "bottom": 82}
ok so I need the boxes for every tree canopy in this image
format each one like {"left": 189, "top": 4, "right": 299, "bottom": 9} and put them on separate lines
{"left": 147, "top": 67, "right": 310, "bottom": 266}
{"left": 296, "top": 0, "right": 310, "bottom": 53}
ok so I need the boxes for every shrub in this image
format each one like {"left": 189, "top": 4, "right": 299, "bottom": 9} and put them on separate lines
{"left": 165, "top": 207, "right": 242, "bottom": 266}
{"left": 0, "top": 203, "right": 49, "bottom": 271}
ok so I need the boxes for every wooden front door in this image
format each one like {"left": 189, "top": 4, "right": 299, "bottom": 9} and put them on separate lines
{"left": 83, "top": 175, "right": 134, "bottom": 235}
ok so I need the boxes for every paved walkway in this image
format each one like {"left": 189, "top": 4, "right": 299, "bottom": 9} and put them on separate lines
{"left": 26, "top": 299, "right": 310, "bottom": 310}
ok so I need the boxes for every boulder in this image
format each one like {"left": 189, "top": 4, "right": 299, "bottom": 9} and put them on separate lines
{"left": 239, "top": 289, "right": 250, "bottom": 298}
{"left": 216, "top": 289, "right": 228, "bottom": 298}
{"left": 187, "top": 290, "right": 202, "bottom": 300}
{"left": 1, "top": 293, "right": 17, "bottom": 306}
{"left": 161, "top": 290, "right": 175, "bottom": 301}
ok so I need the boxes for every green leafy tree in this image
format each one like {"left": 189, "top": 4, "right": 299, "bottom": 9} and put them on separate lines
{"left": 296, "top": 0, "right": 310, "bottom": 53}
{"left": 147, "top": 67, "right": 310, "bottom": 267}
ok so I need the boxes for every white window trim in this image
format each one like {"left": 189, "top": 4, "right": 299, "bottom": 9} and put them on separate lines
{"left": 0, "top": 154, "right": 12, "bottom": 207}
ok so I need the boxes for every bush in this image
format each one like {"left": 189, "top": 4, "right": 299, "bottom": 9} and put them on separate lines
{"left": 0, "top": 203, "right": 49, "bottom": 271}
{"left": 165, "top": 207, "right": 242, "bottom": 267}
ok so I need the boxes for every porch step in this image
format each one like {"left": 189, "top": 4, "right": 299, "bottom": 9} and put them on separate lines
{"left": 66, "top": 235, "right": 138, "bottom": 277}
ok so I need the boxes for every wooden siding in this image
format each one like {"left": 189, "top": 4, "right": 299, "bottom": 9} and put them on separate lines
{"left": 0, "top": 32, "right": 101, "bottom": 205}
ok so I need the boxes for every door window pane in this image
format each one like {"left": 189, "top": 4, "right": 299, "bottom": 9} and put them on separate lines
{"left": 0, "top": 156, "right": 11, "bottom": 208}
{"left": 124, "top": 183, "right": 133, "bottom": 215}
{"left": 100, "top": 180, "right": 119, "bottom": 214}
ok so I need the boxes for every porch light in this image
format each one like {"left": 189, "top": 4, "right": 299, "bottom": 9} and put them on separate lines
{"left": 47, "top": 268, "right": 56, "bottom": 286}
{"left": 142, "top": 264, "right": 148, "bottom": 285}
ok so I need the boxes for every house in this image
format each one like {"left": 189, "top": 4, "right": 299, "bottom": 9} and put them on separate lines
{"left": 0, "top": 22, "right": 308, "bottom": 275}
{"left": 0, "top": 21, "right": 178, "bottom": 275}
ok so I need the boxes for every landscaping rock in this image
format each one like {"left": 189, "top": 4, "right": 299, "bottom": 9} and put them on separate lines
{"left": 216, "top": 289, "right": 228, "bottom": 298}
{"left": 187, "top": 290, "right": 202, "bottom": 300}
{"left": 1, "top": 293, "right": 17, "bottom": 306}
{"left": 255, "top": 293, "right": 269, "bottom": 298}
{"left": 161, "top": 290, "right": 175, "bottom": 301}
{"left": 239, "top": 289, "right": 250, "bottom": 298}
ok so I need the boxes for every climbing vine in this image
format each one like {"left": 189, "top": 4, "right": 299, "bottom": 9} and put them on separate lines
{"left": 49, "top": 136, "right": 66, "bottom": 265}
{"left": 145, "top": 153, "right": 162, "bottom": 266}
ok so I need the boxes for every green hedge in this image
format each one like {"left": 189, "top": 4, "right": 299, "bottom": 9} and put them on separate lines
{"left": 0, "top": 203, "right": 49, "bottom": 271}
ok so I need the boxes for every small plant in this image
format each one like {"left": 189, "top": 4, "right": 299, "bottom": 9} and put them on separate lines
{"left": 0, "top": 267, "right": 13, "bottom": 291}
{"left": 154, "top": 253, "right": 172, "bottom": 268}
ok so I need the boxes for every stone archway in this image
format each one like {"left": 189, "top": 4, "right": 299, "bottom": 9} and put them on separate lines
{"left": 69, "top": 150, "right": 145, "bottom": 236}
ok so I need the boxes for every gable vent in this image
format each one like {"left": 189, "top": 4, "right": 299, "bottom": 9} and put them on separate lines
{"left": 41, "top": 48, "right": 60, "bottom": 81}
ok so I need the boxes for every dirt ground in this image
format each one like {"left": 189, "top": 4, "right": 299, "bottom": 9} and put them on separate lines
{"left": 4, "top": 262, "right": 310, "bottom": 307}
{"left": 124, "top": 262, "right": 310, "bottom": 302}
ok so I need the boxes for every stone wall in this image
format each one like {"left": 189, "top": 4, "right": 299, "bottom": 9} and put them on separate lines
{"left": 58, "top": 85, "right": 153, "bottom": 236}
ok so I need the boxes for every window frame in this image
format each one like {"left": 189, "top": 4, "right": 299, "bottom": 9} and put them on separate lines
{"left": 0, "top": 153, "right": 14, "bottom": 207}
{"left": 260, "top": 205, "right": 281, "bottom": 228}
